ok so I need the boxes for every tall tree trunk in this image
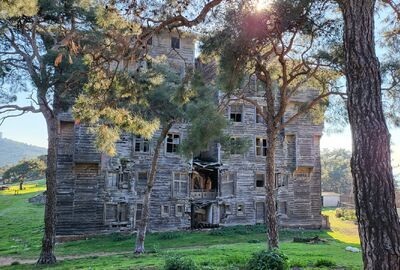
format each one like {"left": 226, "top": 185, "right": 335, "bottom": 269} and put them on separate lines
{"left": 134, "top": 124, "right": 172, "bottom": 254}
{"left": 37, "top": 115, "right": 58, "bottom": 264}
{"left": 340, "top": 1, "right": 400, "bottom": 268}
{"left": 266, "top": 130, "right": 279, "bottom": 249}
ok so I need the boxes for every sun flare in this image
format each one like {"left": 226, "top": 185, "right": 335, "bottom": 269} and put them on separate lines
{"left": 255, "top": 0, "right": 271, "bottom": 11}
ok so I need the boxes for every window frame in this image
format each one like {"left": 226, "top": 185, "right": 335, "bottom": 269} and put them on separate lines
{"left": 166, "top": 133, "right": 181, "bottom": 154}
{"left": 173, "top": 172, "right": 188, "bottom": 198}
{"left": 175, "top": 204, "right": 184, "bottom": 217}
{"left": 255, "top": 137, "right": 267, "bottom": 157}
{"left": 161, "top": 204, "right": 170, "bottom": 217}
{"left": 134, "top": 135, "right": 150, "bottom": 153}
{"left": 255, "top": 172, "right": 265, "bottom": 192}
{"left": 171, "top": 37, "right": 180, "bottom": 49}
{"left": 229, "top": 104, "right": 243, "bottom": 123}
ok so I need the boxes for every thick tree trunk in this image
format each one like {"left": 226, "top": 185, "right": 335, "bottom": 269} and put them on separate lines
{"left": 340, "top": 1, "right": 400, "bottom": 268}
{"left": 134, "top": 124, "right": 171, "bottom": 254}
{"left": 37, "top": 116, "right": 58, "bottom": 264}
{"left": 265, "top": 131, "right": 279, "bottom": 249}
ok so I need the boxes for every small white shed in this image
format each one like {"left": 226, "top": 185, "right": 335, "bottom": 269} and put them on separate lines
{"left": 322, "top": 192, "right": 340, "bottom": 207}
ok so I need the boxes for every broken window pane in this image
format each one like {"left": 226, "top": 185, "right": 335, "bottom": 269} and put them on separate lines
{"left": 161, "top": 205, "right": 170, "bottom": 217}
{"left": 118, "top": 203, "right": 128, "bottom": 222}
{"left": 230, "top": 104, "right": 242, "bottom": 122}
{"left": 256, "top": 137, "right": 267, "bottom": 156}
{"left": 134, "top": 136, "right": 150, "bottom": 153}
{"left": 105, "top": 204, "right": 117, "bottom": 222}
{"left": 166, "top": 133, "right": 180, "bottom": 153}
{"left": 256, "top": 173, "right": 265, "bottom": 188}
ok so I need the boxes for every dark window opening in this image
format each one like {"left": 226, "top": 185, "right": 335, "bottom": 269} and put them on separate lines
{"left": 135, "top": 136, "right": 150, "bottom": 153}
{"left": 147, "top": 37, "right": 153, "bottom": 45}
{"left": 171, "top": 37, "right": 180, "bottom": 49}
{"left": 256, "top": 173, "right": 265, "bottom": 188}
{"left": 230, "top": 104, "right": 242, "bottom": 122}
{"left": 166, "top": 133, "right": 180, "bottom": 153}
{"left": 256, "top": 106, "right": 267, "bottom": 124}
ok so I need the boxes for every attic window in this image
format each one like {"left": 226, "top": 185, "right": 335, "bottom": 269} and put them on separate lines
{"left": 171, "top": 37, "right": 180, "bottom": 49}
{"left": 256, "top": 137, "right": 267, "bottom": 157}
{"left": 230, "top": 104, "right": 242, "bottom": 122}
{"left": 166, "top": 133, "right": 180, "bottom": 153}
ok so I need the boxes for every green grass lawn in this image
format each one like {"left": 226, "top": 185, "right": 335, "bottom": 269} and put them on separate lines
{"left": 0, "top": 181, "right": 362, "bottom": 269}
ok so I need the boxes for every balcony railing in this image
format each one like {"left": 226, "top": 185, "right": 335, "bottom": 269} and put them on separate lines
{"left": 190, "top": 189, "right": 217, "bottom": 199}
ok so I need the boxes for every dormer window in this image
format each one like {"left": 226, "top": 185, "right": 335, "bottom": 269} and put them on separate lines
{"left": 171, "top": 37, "right": 180, "bottom": 49}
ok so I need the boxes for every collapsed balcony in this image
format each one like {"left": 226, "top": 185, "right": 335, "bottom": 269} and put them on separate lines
{"left": 190, "top": 160, "right": 219, "bottom": 200}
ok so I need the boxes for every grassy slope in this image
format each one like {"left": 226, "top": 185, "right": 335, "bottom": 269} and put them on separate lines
{"left": 0, "top": 181, "right": 362, "bottom": 269}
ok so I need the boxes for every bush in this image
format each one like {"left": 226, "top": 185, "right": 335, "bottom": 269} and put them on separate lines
{"left": 247, "top": 249, "right": 289, "bottom": 270}
{"left": 314, "top": 258, "right": 336, "bottom": 267}
{"left": 335, "top": 208, "right": 356, "bottom": 221}
{"left": 164, "top": 256, "right": 196, "bottom": 270}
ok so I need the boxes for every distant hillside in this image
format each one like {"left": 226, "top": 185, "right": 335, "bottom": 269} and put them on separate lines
{"left": 0, "top": 137, "right": 47, "bottom": 167}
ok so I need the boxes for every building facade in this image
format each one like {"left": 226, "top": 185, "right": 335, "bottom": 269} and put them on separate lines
{"left": 55, "top": 32, "right": 324, "bottom": 236}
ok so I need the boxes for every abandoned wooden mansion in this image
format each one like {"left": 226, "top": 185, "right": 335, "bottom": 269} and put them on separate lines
{"left": 55, "top": 32, "right": 324, "bottom": 236}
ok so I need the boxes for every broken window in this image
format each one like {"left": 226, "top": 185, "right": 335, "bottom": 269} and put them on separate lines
{"left": 176, "top": 204, "right": 184, "bottom": 217}
{"left": 237, "top": 203, "right": 245, "bottom": 216}
{"left": 173, "top": 172, "right": 188, "bottom": 197}
{"left": 134, "top": 136, "right": 150, "bottom": 153}
{"left": 224, "top": 204, "right": 231, "bottom": 214}
{"left": 105, "top": 203, "right": 129, "bottom": 224}
{"left": 256, "top": 137, "right": 267, "bottom": 157}
{"left": 255, "top": 173, "right": 265, "bottom": 190}
{"left": 107, "top": 172, "right": 118, "bottom": 188}
{"left": 105, "top": 203, "right": 118, "bottom": 223}
{"left": 230, "top": 104, "right": 242, "bottom": 122}
{"left": 118, "top": 203, "right": 129, "bottom": 222}
{"left": 171, "top": 37, "right": 180, "bottom": 49}
{"left": 118, "top": 172, "right": 131, "bottom": 189}
{"left": 161, "top": 205, "right": 170, "bottom": 217}
{"left": 256, "top": 106, "right": 267, "bottom": 124}
{"left": 221, "top": 172, "right": 236, "bottom": 196}
{"left": 166, "top": 133, "right": 180, "bottom": 153}
{"left": 137, "top": 172, "right": 148, "bottom": 185}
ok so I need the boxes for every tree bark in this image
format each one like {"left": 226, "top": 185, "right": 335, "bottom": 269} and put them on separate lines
{"left": 265, "top": 130, "right": 279, "bottom": 249}
{"left": 340, "top": 1, "right": 400, "bottom": 268}
{"left": 37, "top": 114, "right": 58, "bottom": 264}
{"left": 134, "top": 123, "right": 172, "bottom": 254}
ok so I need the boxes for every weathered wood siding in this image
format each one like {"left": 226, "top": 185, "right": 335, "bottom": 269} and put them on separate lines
{"left": 55, "top": 32, "right": 324, "bottom": 236}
